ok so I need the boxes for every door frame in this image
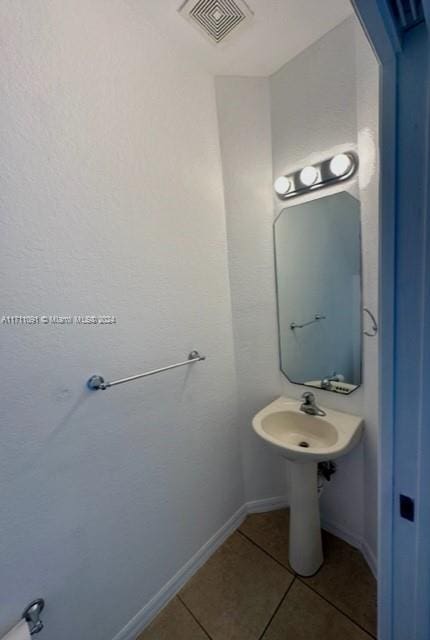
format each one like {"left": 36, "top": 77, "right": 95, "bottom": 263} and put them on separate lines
{"left": 352, "top": 2, "right": 430, "bottom": 639}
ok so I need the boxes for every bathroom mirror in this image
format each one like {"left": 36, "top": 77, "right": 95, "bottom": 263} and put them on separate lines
{"left": 274, "top": 191, "right": 362, "bottom": 394}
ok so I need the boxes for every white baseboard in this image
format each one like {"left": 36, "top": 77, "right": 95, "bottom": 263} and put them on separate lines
{"left": 245, "top": 495, "right": 288, "bottom": 513}
{"left": 112, "top": 496, "right": 376, "bottom": 640}
{"left": 111, "top": 498, "right": 289, "bottom": 640}
{"left": 321, "top": 517, "right": 363, "bottom": 550}
{"left": 246, "top": 498, "right": 378, "bottom": 578}
{"left": 321, "top": 517, "right": 377, "bottom": 579}
{"left": 111, "top": 504, "right": 247, "bottom": 640}
{"left": 360, "top": 538, "right": 377, "bottom": 579}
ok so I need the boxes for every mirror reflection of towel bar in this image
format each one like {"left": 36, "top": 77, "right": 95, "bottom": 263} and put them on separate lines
{"left": 290, "top": 314, "right": 326, "bottom": 330}
{"left": 23, "top": 599, "right": 45, "bottom": 635}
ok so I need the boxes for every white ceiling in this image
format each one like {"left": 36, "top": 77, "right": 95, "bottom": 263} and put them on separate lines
{"left": 130, "top": 0, "right": 354, "bottom": 76}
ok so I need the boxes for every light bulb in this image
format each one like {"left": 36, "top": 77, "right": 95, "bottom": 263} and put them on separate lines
{"left": 329, "top": 153, "right": 353, "bottom": 177}
{"left": 299, "top": 166, "right": 319, "bottom": 187}
{"left": 274, "top": 176, "right": 292, "bottom": 196}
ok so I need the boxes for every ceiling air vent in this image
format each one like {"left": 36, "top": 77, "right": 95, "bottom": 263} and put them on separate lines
{"left": 178, "top": 0, "right": 254, "bottom": 44}
{"left": 388, "top": 0, "right": 424, "bottom": 32}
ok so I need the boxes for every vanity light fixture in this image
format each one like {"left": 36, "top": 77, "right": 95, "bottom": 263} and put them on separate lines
{"left": 274, "top": 151, "right": 357, "bottom": 200}
{"left": 274, "top": 176, "right": 292, "bottom": 196}
{"left": 329, "top": 153, "right": 353, "bottom": 177}
{"left": 299, "top": 165, "right": 319, "bottom": 187}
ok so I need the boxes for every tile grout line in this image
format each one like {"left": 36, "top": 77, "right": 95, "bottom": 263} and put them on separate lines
{"left": 177, "top": 594, "right": 213, "bottom": 640}
{"left": 237, "top": 529, "right": 295, "bottom": 575}
{"left": 257, "top": 577, "right": 296, "bottom": 640}
{"left": 152, "top": 524, "right": 375, "bottom": 640}
{"left": 296, "top": 578, "right": 377, "bottom": 640}
{"left": 238, "top": 528, "right": 376, "bottom": 639}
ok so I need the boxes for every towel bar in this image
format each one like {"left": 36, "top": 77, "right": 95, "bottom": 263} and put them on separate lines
{"left": 87, "top": 350, "right": 206, "bottom": 391}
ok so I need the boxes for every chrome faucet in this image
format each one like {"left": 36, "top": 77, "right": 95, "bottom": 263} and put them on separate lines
{"left": 300, "top": 391, "right": 326, "bottom": 416}
{"left": 321, "top": 372, "right": 341, "bottom": 390}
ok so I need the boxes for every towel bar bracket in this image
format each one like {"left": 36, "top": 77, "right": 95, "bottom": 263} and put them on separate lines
{"left": 87, "top": 374, "right": 106, "bottom": 390}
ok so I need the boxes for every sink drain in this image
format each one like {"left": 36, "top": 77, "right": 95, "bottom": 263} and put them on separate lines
{"left": 298, "top": 441, "right": 310, "bottom": 448}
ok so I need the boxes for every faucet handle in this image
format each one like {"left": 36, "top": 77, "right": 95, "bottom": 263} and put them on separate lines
{"left": 301, "top": 391, "right": 315, "bottom": 404}
{"left": 300, "top": 391, "right": 326, "bottom": 417}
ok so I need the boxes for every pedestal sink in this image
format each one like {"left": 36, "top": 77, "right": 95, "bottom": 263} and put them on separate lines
{"left": 252, "top": 396, "right": 363, "bottom": 576}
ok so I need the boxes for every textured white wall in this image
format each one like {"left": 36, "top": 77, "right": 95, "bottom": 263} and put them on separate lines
{"left": 270, "top": 17, "right": 364, "bottom": 546}
{"left": 355, "top": 23, "right": 380, "bottom": 564}
{"left": 216, "top": 17, "right": 379, "bottom": 568}
{"left": 215, "top": 77, "right": 287, "bottom": 502}
{"left": 0, "top": 2, "right": 244, "bottom": 639}
{"left": 272, "top": 17, "right": 379, "bottom": 568}
{"left": 0, "top": 5, "right": 380, "bottom": 638}
{"left": 273, "top": 17, "right": 379, "bottom": 567}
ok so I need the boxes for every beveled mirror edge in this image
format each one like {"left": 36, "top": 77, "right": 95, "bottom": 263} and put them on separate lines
{"left": 272, "top": 190, "right": 363, "bottom": 396}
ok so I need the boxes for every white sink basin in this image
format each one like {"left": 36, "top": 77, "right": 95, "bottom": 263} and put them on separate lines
{"left": 252, "top": 397, "right": 363, "bottom": 462}
{"left": 252, "top": 396, "right": 363, "bottom": 576}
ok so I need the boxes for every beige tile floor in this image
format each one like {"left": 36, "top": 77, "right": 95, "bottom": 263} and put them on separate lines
{"left": 138, "top": 509, "right": 377, "bottom": 640}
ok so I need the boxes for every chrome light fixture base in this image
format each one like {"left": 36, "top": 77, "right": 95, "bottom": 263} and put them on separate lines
{"left": 274, "top": 152, "right": 358, "bottom": 200}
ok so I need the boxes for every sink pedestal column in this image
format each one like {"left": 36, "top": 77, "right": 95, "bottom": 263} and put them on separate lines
{"left": 289, "top": 461, "right": 323, "bottom": 576}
